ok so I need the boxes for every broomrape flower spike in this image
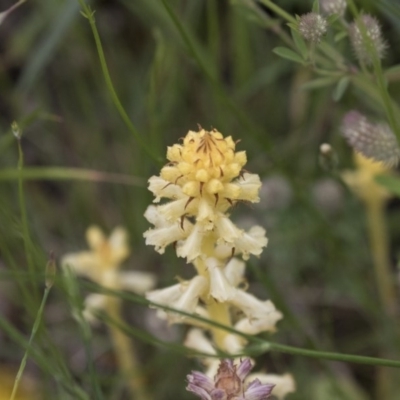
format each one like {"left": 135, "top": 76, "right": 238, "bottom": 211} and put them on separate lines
{"left": 144, "top": 128, "right": 267, "bottom": 262}
{"left": 187, "top": 359, "right": 275, "bottom": 400}
{"left": 62, "top": 226, "right": 155, "bottom": 322}
{"left": 145, "top": 128, "right": 294, "bottom": 399}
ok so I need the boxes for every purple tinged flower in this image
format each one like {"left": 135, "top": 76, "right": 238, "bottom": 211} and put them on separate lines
{"left": 298, "top": 13, "right": 327, "bottom": 43}
{"left": 320, "top": 0, "right": 346, "bottom": 17}
{"left": 341, "top": 111, "right": 400, "bottom": 167}
{"left": 349, "top": 14, "right": 387, "bottom": 64}
{"left": 186, "top": 359, "right": 274, "bottom": 400}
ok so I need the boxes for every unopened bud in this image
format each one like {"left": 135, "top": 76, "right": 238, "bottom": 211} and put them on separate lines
{"left": 341, "top": 111, "right": 400, "bottom": 167}
{"left": 11, "top": 121, "right": 21, "bottom": 139}
{"left": 349, "top": 14, "right": 387, "bottom": 64}
{"left": 298, "top": 13, "right": 328, "bottom": 43}
{"left": 45, "top": 252, "right": 57, "bottom": 289}
{"left": 320, "top": 0, "right": 346, "bottom": 17}
{"left": 319, "top": 143, "right": 338, "bottom": 171}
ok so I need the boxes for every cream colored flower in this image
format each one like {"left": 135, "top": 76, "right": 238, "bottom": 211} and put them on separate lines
{"left": 146, "top": 276, "right": 208, "bottom": 324}
{"left": 146, "top": 256, "right": 282, "bottom": 334}
{"left": 342, "top": 152, "right": 391, "bottom": 204}
{"left": 247, "top": 373, "right": 296, "bottom": 400}
{"left": 62, "top": 226, "right": 156, "bottom": 321}
{"left": 144, "top": 129, "right": 267, "bottom": 263}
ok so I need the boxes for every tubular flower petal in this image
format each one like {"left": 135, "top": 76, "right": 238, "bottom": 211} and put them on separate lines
{"left": 187, "top": 359, "right": 274, "bottom": 400}
{"left": 143, "top": 205, "right": 192, "bottom": 254}
{"left": 224, "top": 258, "right": 246, "bottom": 287}
{"left": 146, "top": 276, "right": 208, "bottom": 323}
{"left": 184, "top": 328, "right": 217, "bottom": 357}
{"left": 230, "top": 292, "right": 283, "bottom": 333}
{"left": 246, "top": 373, "right": 296, "bottom": 400}
{"left": 207, "top": 258, "right": 236, "bottom": 302}
{"left": 214, "top": 226, "right": 268, "bottom": 261}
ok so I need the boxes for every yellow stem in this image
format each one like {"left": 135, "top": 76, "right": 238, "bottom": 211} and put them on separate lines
{"left": 365, "top": 198, "right": 397, "bottom": 400}
{"left": 206, "top": 300, "right": 232, "bottom": 351}
{"left": 105, "top": 297, "right": 149, "bottom": 400}
{"left": 365, "top": 198, "right": 397, "bottom": 316}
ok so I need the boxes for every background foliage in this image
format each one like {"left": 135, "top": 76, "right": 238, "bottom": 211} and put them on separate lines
{"left": 1, "top": 0, "right": 400, "bottom": 398}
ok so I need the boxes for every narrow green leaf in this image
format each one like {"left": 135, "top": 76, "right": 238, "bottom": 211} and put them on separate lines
{"left": 327, "top": 13, "right": 340, "bottom": 24}
{"left": 272, "top": 47, "right": 305, "bottom": 65}
{"left": 334, "top": 31, "right": 348, "bottom": 42}
{"left": 291, "top": 29, "right": 308, "bottom": 60}
{"left": 312, "top": 0, "right": 320, "bottom": 13}
{"left": 332, "top": 76, "right": 350, "bottom": 101}
{"left": 375, "top": 175, "right": 400, "bottom": 197}
{"left": 301, "top": 77, "right": 336, "bottom": 90}
{"left": 0, "top": 167, "right": 144, "bottom": 186}
{"left": 385, "top": 64, "right": 400, "bottom": 80}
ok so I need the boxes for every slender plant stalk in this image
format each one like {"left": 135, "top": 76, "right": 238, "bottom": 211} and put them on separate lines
{"left": 10, "top": 286, "right": 51, "bottom": 400}
{"left": 257, "top": 0, "right": 296, "bottom": 24}
{"left": 364, "top": 196, "right": 396, "bottom": 399}
{"left": 77, "top": 0, "right": 161, "bottom": 164}
{"left": 365, "top": 199, "right": 397, "bottom": 316}
{"left": 105, "top": 297, "right": 149, "bottom": 400}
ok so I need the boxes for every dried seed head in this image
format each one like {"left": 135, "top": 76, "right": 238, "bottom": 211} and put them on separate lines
{"left": 298, "top": 13, "right": 328, "bottom": 43}
{"left": 349, "top": 14, "right": 387, "bottom": 64}
{"left": 320, "top": 0, "right": 346, "bottom": 17}
{"left": 341, "top": 111, "right": 400, "bottom": 167}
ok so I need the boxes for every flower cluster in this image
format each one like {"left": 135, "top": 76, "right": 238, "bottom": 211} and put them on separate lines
{"left": 144, "top": 128, "right": 295, "bottom": 399}
{"left": 187, "top": 359, "right": 274, "bottom": 400}
{"left": 341, "top": 152, "right": 392, "bottom": 205}
{"left": 298, "top": 13, "right": 328, "bottom": 43}
{"left": 144, "top": 128, "right": 267, "bottom": 262}
{"left": 62, "top": 226, "right": 155, "bottom": 322}
{"left": 320, "top": 0, "right": 346, "bottom": 17}
{"left": 341, "top": 111, "right": 400, "bottom": 167}
{"left": 349, "top": 14, "right": 387, "bottom": 64}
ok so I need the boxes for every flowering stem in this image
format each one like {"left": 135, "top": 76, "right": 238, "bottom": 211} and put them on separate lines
{"left": 206, "top": 301, "right": 232, "bottom": 350}
{"left": 105, "top": 297, "right": 150, "bottom": 400}
{"left": 365, "top": 199, "right": 397, "bottom": 316}
{"left": 10, "top": 285, "right": 51, "bottom": 400}
{"left": 16, "top": 137, "right": 39, "bottom": 303}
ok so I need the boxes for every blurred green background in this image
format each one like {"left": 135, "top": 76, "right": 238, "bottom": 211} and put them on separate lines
{"left": 2, "top": 0, "right": 400, "bottom": 398}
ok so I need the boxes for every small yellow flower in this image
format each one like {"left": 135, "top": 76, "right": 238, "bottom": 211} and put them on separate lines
{"left": 144, "top": 128, "right": 267, "bottom": 262}
{"left": 342, "top": 152, "right": 391, "bottom": 204}
{"left": 62, "top": 226, "right": 155, "bottom": 322}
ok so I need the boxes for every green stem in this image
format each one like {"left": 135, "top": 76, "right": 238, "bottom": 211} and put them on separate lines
{"left": 10, "top": 286, "right": 51, "bottom": 400}
{"left": 105, "top": 297, "right": 150, "bottom": 400}
{"left": 266, "top": 342, "right": 400, "bottom": 369}
{"left": 17, "top": 139, "right": 38, "bottom": 301}
{"left": 257, "top": 0, "right": 296, "bottom": 23}
{"left": 77, "top": 1, "right": 162, "bottom": 164}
